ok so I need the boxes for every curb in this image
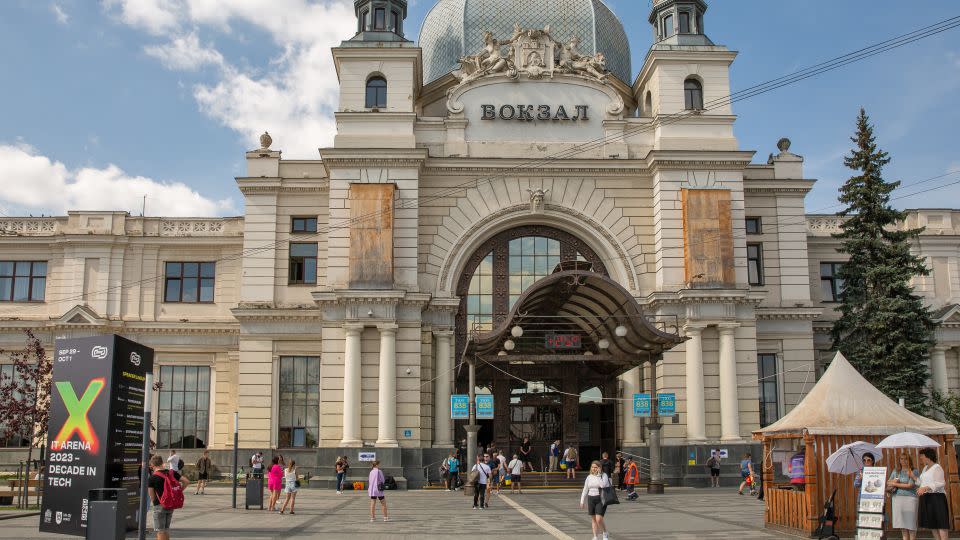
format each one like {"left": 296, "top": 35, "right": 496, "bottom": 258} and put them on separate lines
{"left": 0, "top": 511, "right": 40, "bottom": 521}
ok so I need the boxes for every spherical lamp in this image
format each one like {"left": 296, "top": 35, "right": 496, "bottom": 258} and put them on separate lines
{"left": 504, "top": 339, "right": 516, "bottom": 351}
{"left": 598, "top": 338, "right": 610, "bottom": 350}
{"left": 615, "top": 325, "right": 628, "bottom": 337}
{"left": 511, "top": 325, "right": 524, "bottom": 338}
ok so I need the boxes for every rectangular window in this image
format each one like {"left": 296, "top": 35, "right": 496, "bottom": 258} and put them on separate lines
{"left": 757, "top": 354, "right": 780, "bottom": 427}
{"left": 278, "top": 356, "right": 320, "bottom": 448}
{"left": 820, "top": 262, "right": 845, "bottom": 302}
{"left": 0, "top": 365, "right": 29, "bottom": 447}
{"left": 164, "top": 262, "right": 215, "bottom": 303}
{"left": 374, "top": 8, "right": 385, "bottom": 30}
{"left": 745, "top": 217, "right": 762, "bottom": 235}
{"left": 747, "top": 244, "right": 764, "bottom": 286}
{"left": 289, "top": 243, "right": 318, "bottom": 285}
{"left": 157, "top": 365, "right": 211, "bottom": 449}
{"left": 291, "top": 217, "right": 318, "bottom": 233}
{"left": 391, "top": 11, "right": 400, "bottom": 33}
{"left": 663, "top": 14, "right": 674, "bottom": 37}
{"left": 359, "top": 9, "right": 368, "bottom": 31}
{"left": 0, "top": 261, "right": 46, "bottom": 302}
{"left": 679, "top": 12, "right": 691, "bottom": 34}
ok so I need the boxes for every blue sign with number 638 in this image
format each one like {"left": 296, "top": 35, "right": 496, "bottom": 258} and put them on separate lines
{"left": 633, "top": 393, "right": 651, "bottom": 417}
{"left": 451, "top": 394, "right": 469, "bottom": 419}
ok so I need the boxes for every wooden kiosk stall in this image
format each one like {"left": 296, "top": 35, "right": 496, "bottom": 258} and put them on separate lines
{"left": 753, "top": 353, "right": 960, "bottom": 536}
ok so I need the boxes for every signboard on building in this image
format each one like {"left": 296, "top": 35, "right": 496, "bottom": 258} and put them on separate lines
{"left": 657, "top": 393, "right": 676, "bottom": 416}
{"left": 476, "top": 395, "right": 494, "bottom": 419}
{"left": 359, "top": 452, "right": 377, "bottom": 462}
{"left": 451, "top": 395, "right": 469, "bottom": 419}
{"left": 40, "top": 335, "right": 153, "bottom": 537}
{"left": 633, "top": 393, "right": 651, "bottom": 417}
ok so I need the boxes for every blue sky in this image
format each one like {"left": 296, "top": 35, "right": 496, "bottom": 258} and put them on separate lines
{"left": 0, "top": 0, "right": 958, "bottom": 216}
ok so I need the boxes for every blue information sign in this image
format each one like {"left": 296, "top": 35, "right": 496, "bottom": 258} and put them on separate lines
{"left": 657, "top": 393, "right": 676, "bottom": 416}
{"left": 633, "top": 393, "right": 651, "bottom": 417}
{"left": 476, "top": 395, "right": 494, "bottom": 419}
{"left": 451, "top": 394, "right": 469, "bottom": 419}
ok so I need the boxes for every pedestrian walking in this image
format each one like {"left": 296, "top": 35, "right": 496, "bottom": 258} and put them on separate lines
{"left": 600, "top": 452, "right": 613, "bottom": 478}
{"left": 471, "top": 455, "right": 492, "bottom": 509}
{"left": 445, "top": 451, "right": 460, "bottom": 491}
{"left": 279, "top": 460, "right": 299, "bottom": 515}
{"left": 194, "top": 450, "right": 212, "bottom": 495}
{"left": 167, "top": 449, "right": 182, "bottom": 474}
{"left": 520, "top": 437, "right": 535, "bottom": 471}
{"left": 267, "top": 456, "right": 284, "bottom": 511}
{"left": 487, "top": 453, "right": 500, "bottom": 499}
{"left": 887, "top": 452, "right": 919, "bottom": 540}
{"left": 916, "top": 448, "right": 949, "bottom": 540}
{"left": 507, "top": 453, "right": 524, "bottom": 494}
{"left": 615, "top": 452, "right": 625, "bottom": 490}
{"left": 335, "top": 456, "right": 349, "bottom": 494}
{"left": 368, "top": 461, "right": 390, "bottom": 522}
{"left": 580, "top": 461, "right": 613, "bottom": 540}
{"left": 706, "top": 449, "right": 721, "bottom": 488}
{"left": 738, "top": 453, "right": 756, "bottom": 496}
{"left": 250, "top": 451, "right": 264, "bottom": 478}
{"left": 624, "top": 456, "right": 640, "bottom": 500}
{"left": 563, "top": 444, "right": 578, "bottom": 479}
{"left": 148, "top": 454, "right": 188, "bottom": 540}
{"left": 549, "top": 440, "right": 560, "bottom": 472}
{"left": 496, "top": 451, "right": 508, "bottom": 494}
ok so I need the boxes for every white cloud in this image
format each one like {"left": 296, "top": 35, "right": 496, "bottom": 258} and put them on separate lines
{"left": 0, "top": 143, "right": 236, "bottom": 217}
{"left": 144, "top": 32, "right": 224, "bottom": 71}
{"left": 51, "top": 3, "right": 70, "bottom": 25}
{"left": 104, "top": 0, "right": 355, "bottom": 156}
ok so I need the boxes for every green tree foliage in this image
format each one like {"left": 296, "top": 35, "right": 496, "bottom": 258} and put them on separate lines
{"left": 931, "top": 392, "right": 960, "bottom": 432}
{"left": 830, "top": 109, "right": 936, "bottom": 413}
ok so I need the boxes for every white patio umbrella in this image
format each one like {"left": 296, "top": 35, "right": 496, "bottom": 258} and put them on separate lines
{"left": 826, "top": 441, "right": 881, "bottom": 475}
{"left": 876, "top": 431, "right": 940, "bottom": 449}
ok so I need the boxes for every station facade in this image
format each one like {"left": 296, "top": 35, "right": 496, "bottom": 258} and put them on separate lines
{"left": 1, "top": 0, "right": 959, "bottom": 481}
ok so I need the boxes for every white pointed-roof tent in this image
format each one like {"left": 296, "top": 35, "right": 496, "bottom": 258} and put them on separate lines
{"left": 753, "top": 353, "right": 960, "bottom": 535}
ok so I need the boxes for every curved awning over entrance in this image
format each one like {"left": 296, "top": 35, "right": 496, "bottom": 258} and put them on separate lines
{"left": 462, "top": 262, "right": 685, "bottom": 377}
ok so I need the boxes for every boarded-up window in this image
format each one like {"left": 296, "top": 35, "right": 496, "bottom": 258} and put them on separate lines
{"left": 349, "top": 183, "right": 395, "bottom": 289}
{"left": 682, "top": 189, "right": 735, "bottom": 287}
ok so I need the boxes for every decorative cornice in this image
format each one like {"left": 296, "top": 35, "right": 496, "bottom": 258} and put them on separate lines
{"left": 755, "top": 307, "right": 823, "bottom": 321}
{"left": 230, "top": 307, "right": 323, "bottom": 322}
{"left": 642, "top": 289, "right": 764, "bottom": 308}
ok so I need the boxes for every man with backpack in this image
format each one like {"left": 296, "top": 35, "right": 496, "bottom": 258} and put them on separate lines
{"left": 444, "top": 451, "right": 460, "bottom": 491}
{"left": 148, "top": 454, "right": 189, "bottom": 540}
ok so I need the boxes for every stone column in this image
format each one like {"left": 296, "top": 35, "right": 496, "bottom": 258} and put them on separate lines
{"left": 684, "top": 324, "right": 707, "bottom": 442}
{"left": 620, "top": 367, "right": 643, "bottom": 446}
{"left": 377, "top": 324, "right": 399, "bottom": 447}
{"left": 340, "top": 324, "right": 363, "bottom": 446}
{"left": 932, "top": 345, "right": 951, "bottom": 398}
{"left": 433, "top": 331, "right": 454, "bottom": 447}
{"left": 718, "top": 324, "right": 741, "bottom": 441}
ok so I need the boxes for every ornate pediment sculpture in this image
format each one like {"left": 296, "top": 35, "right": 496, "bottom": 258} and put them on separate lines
{"left": 451, "top": 24, "right": 611, "bottom": 90}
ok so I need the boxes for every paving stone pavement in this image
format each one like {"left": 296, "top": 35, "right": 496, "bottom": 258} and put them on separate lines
{"left": 0, "top": 486, "right": 794, "bottom": 539}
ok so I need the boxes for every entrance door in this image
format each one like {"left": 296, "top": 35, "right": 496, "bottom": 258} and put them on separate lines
{"left": 509, "top": 393, "right": 562, "bottom": 468}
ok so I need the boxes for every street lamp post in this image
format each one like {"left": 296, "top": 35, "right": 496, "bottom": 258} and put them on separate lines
{"left": 647, "top": 359, "right": 664, "bottom": 494}
{"left": 137, "top": 373, "right": 153, "bottom": 540}
{"left": 465, "top": 358, "right": 479, "bottom": 471}
{"left": 232, "top": 412, "right": 239, "bottom": 509}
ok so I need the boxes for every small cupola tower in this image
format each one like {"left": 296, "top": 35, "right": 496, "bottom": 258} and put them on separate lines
{"left": 352, "top": 0, "right": 409, "bottom": 42}
{"left": 649, "top": 0, "right": 713, "bottom": 46}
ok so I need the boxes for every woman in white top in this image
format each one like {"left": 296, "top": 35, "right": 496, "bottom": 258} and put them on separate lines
{"left": 279, "top": 460, "right": 298, "bottom": 515}
{"left": 580, "top": 460, "right": 612, "bottom": 540}
{"left": 916, "top": 448, "right": 949, "bottom": 539}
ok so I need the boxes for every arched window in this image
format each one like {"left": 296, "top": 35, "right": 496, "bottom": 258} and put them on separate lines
{"left": 645, "top": 91, "right": 653, "bottom": 115}
{"left": 365, "top": 76, "right": 387, "bottom": 109}
{"left": 456, "top": 226, "right": 607, "bottom": 356}
{"left": 684, "top": 78, "right": 703, "bottom": 110}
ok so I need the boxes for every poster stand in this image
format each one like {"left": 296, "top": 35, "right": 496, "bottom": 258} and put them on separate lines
{"left": 854, "top": 466, "right": 887, "bottom": 540}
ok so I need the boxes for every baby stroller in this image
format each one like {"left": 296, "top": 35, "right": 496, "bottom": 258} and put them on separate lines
{"left": 814, "top": 489, "right": 840, "bottom": 540}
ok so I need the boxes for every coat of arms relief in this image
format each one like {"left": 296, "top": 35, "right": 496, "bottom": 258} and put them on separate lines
{"left": 452, "top": 24, "right": 610, "bottom": 88}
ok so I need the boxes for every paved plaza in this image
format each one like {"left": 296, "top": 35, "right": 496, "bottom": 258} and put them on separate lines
{"left": 0, "top": 486, "right": 793, "bottom": 539}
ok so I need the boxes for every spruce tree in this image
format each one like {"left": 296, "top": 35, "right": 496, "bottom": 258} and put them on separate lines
{"left": 830, "top": 108, "right": 936, "bottom": 413}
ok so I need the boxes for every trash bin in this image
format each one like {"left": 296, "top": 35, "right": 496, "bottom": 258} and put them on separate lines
{"left": 245, "top": 474, "right": 264, "bottom": 510}
{"left": 86, "top": 488, "right": 127, "bottom": 540}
